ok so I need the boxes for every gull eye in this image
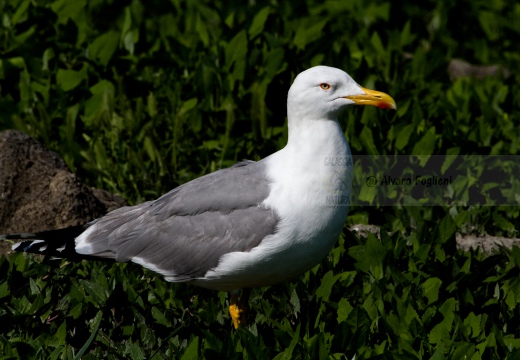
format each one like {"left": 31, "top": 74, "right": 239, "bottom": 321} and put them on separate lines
{"left": 319, "top": 83, "right": 331, "bottom": 90}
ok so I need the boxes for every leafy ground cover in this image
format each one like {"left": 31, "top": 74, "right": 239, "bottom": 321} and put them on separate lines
{"left": 1, "top": 0, "right": 520, "bottom": 358}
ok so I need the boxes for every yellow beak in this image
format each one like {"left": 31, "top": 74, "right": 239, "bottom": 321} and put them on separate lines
{"left": 344, "top": 86, "right": 397, "bottom": 110}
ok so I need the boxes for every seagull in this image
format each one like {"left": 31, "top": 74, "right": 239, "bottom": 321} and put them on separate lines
{"left": 2, "top": 66, "right": 396, "bottom": 328}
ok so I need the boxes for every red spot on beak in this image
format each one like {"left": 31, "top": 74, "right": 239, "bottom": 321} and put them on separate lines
{"left": 377, "top": 102, "right": 394, "bottom": 110}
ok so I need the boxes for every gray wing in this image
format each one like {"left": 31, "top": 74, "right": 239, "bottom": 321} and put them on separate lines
{"left": 75, "top": 161, "right": 279, "bottom": 281}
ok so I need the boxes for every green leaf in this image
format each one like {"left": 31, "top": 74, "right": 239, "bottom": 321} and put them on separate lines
{"left": 50, "top": 0, "right": 87, "bottom": 24}
{"left": 412, "top": 127, "right": 437, "bottom": 165}
{"left": 504, "top": 338, "right": 520, "bottom": 350}
{"left": 478, "top": 11, "right": 500, "bottom": 41}
{"left": 79, "top": 279, "right": 108, "bottom": 304}
{"left": 293, "top": 18, "right": 328, "bottom": 50}
{"left": 56, "top": 65, "right": 87, "bottom": 91}
{"left": 42, "top": 48, "right": 55, "bottom": 71}
{"left": 441, "top": 150, "right": 459, "bottom": 174}
{"left": 0, "top": 281, "right": 8, "bottom": 299}
{"left": 438, "top": 214, "right": 456, "bottom": 244}
{"left": 123, "top": 31, "right": 136, "bottom": 55}
{"left": 225, "top": 30, "right": 247, "bottom": 85}
{"left": 147, "top": 92, "right": 158, "bottom": 117}
{"left": 430, "top": 346, "right": 447, "bottom": 360}
{"left": 290, "top": 288, "right": 300, "bottom": 316}
{"left": 264, "top": 48, "right": 286, "bottom": 79}
{"left": 151, "top": 306, "right": 171, "bottom": 326}
{"left": 395, "top": 123, "right": 414, "bottom": 150}
{"left": 181, "top": 337, "right": 199, "bottom": 360}
{"left": 125, "top": 342, "right": 145, "bottom": 360}
{"left": 476, "top": 332, "right": 497, "bottom": 354}
{"left": 337, "top": 298, "right": 353, "bottom": 324}
{"left": 249, "top": 7, "right": 270, "bottom": 39}
{"left": 54, "top": 321, "right": 67, "bottom": 346}
{"left": 429, "top": 304, "right": 455, "bottom": 344}
{"left": 179, "top": 98, "right": 198, "bottom": 115}
{"left": 316, "top": 271, "right": 338, "bottom": 301}
{"left": 7, "top": 56, "right": 26, "bottom": 69}
{"left": 357, "top": 181, "right": 377, "bottom": 204}
{"left": 463, "top": 312, "right": 483, "bottom": 338}
{"left": 366, "top": 234, "right": 385, "bottom": 278}
{"left": 83, "top": 80, "right": 115, "bottom": 126}
{"left": 400, "top": 20, "right": 415, "bottom": 47}
{"left": 89, "top": 31, "right": 119, "bottom": 66}
{"left": 11, "top": 0, "right": 31, "bottom": 26}
{"left": 370, "top": 31, "right": 385, "bottom": 55}
{"left": 282, "top": 324, "right": 300, "bottom": 359}
{"left": 492, "top": 211, "right": 514, "bottom": 232}
{"left": 121, "top": 6, "right": 132, "bottom": 42}
{"left": 29, "top": 278, "right": 40, "bottom": 295}
{"left": 144, "top": 136, "right": 156, "bottom": 162}
{"left": 359, "top": 126, "right": 378, "bottom": 155}
{"left": 68, "top": 303, "right": 83, "bottom": 320}
{"left": 362, "top": 295, "right": 378, "bottom": 321}
{"left": 422, "top": 278, "right": 442, "bottom": 304}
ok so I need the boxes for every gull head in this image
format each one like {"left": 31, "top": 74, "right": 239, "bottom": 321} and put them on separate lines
{"left": 287, "top": 66, "right": 396, "bottom": 122}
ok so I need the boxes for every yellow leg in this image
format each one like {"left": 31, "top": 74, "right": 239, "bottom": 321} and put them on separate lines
{"left": 228, "top": 290, "right": 250, "bottom": 329}
{"left": 229, "top": 293, "right": 242, "bottom": 329}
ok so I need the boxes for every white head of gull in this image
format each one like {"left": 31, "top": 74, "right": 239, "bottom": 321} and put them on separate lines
{"left": 7, "top": 66, "right": 396, "bottom": 328}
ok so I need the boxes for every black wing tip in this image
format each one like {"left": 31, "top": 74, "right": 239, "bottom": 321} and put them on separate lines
{"left": 1, "top": 233, "right": 39, "bottom": 241}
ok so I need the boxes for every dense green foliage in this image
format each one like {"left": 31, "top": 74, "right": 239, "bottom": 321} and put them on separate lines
{"left": 1, "top": 0, "right": 520, "bottom": 358}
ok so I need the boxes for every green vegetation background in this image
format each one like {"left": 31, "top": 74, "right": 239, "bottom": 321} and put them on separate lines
{"left": 1, "top": 0, "right": 520, "bottom": 358}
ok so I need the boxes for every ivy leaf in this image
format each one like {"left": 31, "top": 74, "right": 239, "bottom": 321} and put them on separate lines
{"left": 422, "top": 278, "right": 442, "bottom": 305}
{"left": 56, "top": 65, "right": 87, "bottom": 91}
{"left": 89, "top": 31, "right": 119, "bottom": 66}
{"left": 337, "top": 298, "right": 353, "bottom": 324}
{"left": 249, "top": 7, "right": 270, "bottom": 39}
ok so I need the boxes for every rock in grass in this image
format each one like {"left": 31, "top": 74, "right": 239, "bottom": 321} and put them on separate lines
{"left": 0, "top": 130, "right": 126, "bottom": 241}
